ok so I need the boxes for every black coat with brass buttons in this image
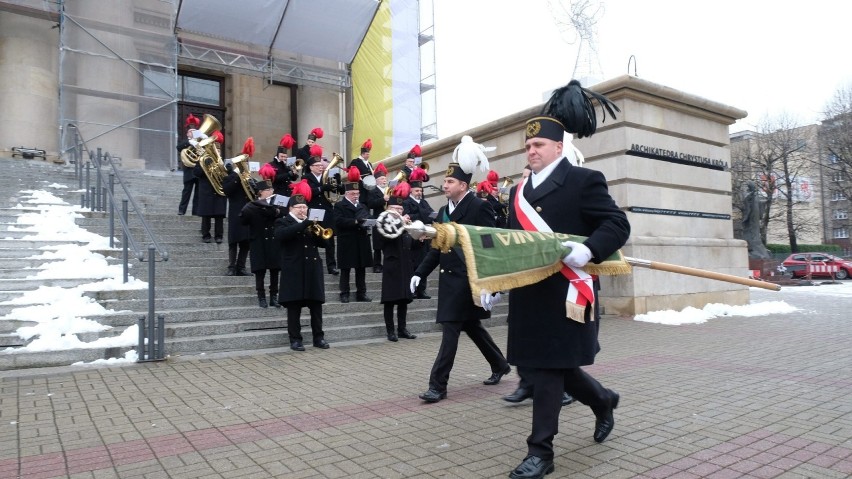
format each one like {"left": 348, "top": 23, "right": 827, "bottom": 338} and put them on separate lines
{"left": 274, "top": 214, "right": 327, "bottom": 305}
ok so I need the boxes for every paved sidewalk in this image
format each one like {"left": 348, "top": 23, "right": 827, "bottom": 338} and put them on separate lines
{"left": 1, "top": 287, "right": 851, "bottom": 479}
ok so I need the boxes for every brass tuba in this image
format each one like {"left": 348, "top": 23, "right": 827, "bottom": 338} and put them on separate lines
{"left": 179, "top": 114, "right": 228, "bottom": 196}
{"left": 228, "top": 154, "right": 257, "bottom": 201}
{"left": 291, "top": 158, "right": 305, "bottom": 182}
{"left": 321, "top": 153, "right": 344, "bottom": 203}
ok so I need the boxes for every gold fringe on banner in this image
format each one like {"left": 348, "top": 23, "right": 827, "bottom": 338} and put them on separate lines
{"left": 566, "top": 302, "right": 587, "bottom": 323}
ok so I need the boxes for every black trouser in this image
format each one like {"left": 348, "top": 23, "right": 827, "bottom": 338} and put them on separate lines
{"left": 228, "top": 241, "right": 250, "bottom": 269}
{"left": 522, "top": 367, "right": 612, "bottom": 461}
{"left": 411, "top": 245, "right": 428, "bottom": 295}
{"left": 178, "top": 179, "right": 198, "bottom": 214}
{"left": 254, "top": 269, "right": 280, "bottom": 299}
{"left": 339, "top": 267, "right": 366, "bottom": 295}
{"left": 372, "top": 249, "right": 382, "bottom": 268}
{"left": 326, "top": 236, "right": 337, "bottom": 269}
{"left": 383, "top": 302, "right": 408, "bottom": 334}
{"left": 286, "top": 301, "right": 324, "bottom": 342}
{"left": 201, "top": 216, "right": 224, "bottom": 239}
{"left": 428, "top": 319, "right": 508, "bottom": 392}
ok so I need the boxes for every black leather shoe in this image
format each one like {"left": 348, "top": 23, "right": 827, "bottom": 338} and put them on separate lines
{"left": 215, "top": 237, "right": 223, "bottom": 244}
{"left": 225, "top": 267, "right": 236, "bottom": 276}
{"left": 269, "top": 297, "right": 280, "bottom": 308}
{"left": 593, "top": 391, "right": 619, "bottom": 443}
{"left": 387, "top": 333, "right": 398, "bottom": 342}
{"left": 484, "top": 365, "right": 511, "bottom": 385}
{"left": 398, "top": 329, "right": 417, "bottom": 339}
{"left": 237, "top": 267, "right": 251, "bottom": 276}
{"left": 340, "top": 293, "right": 350, "bottom": 303}
{"left": 373, "top": 265, "right": 383, "bottom": 273}
{"left": 415, "top": 293, "right": 431, "bottom": 299}
{"left": 258, "top": 298, "right": 268, "bottom": 308}
{"left": 313, "top": 339, "right": 330, "bottom": 349}
{"left": 418, "top": 388, "right": 446, "bottom": 403}
{"left": 503, "top": 387, "right": 532, "bottom": 403}
{"left": 328, "top": 267, "right": 340, "bottom": 276}
{"left": 509, "top": 455, "right": 554, "bottom": 479}
{"left": 562, "top": 392, "right": 575, "bottom": 406}
{"left": 290, "top": 341, "right": 305, "bottom": 351}
{"left": 355, "top": 294, "right": 372, "bottom": 302}
{"left": 203, "top": 236, "right": 212, "bottom": 243}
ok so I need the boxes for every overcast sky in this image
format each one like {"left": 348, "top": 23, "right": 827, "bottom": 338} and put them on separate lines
{"left": 432, "top": 0, "right": 852, "bottom": 138}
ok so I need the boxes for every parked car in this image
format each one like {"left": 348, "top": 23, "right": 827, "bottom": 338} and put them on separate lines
{"left": 782, "top": 252, "right": 852, "bottom": 280}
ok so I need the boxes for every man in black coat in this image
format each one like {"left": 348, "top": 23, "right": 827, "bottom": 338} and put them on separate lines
{"left": 348, "top": 138, "right": 374, "bottom": 204}
{"left": 240, "top": 181, "right": 286, "bottom": 308}
{"left": 305, "top": 156, "right": 341, "bottom": 275}
{"left": 192, "top": 139, "right": 227, "bottom": 244}
{"left": 402, "top": 172, "right": 434, "bottom": 299}
{"left": 333, "top": 171, "right": 373, "bottom": 303}
{"left": 222, "top": 166, "right": 252, "bottom": 276}
{"left": 412, "top": 160, "right": 510, "bottom": 404}
{"left": 504, "top": 81, "right": 630, "bottom": 479}
{"left": 177, "top": 122, "right": 199, "bottom": 216}
{"left": 365, "top": 166, "right": 390, "bottom": 273}
{"left": 274, "top": 194, "right": 330, "bottom": 351}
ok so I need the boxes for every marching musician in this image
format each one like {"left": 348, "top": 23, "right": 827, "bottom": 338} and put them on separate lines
{"left": 365, "top": 163, "right": 390, "bottom": 273}
{"left": 193, "top": 130, "right": 227, "bottom": 244}
{"left": 378, "top": 183, "right": 417, "bottom": 342}
{"left": 486, "top": 170, "right": 508, "bottom": 228}
{"left": 274, "top": 192, "right": 330, "bottom": 351}
{"left": 333, "top": 167, "right": 373, "bottom": 303}
{"left": 411, "top": 149, "right": 511, "bottom": 404}
{"left": 304, "top": 145, "right": 341, "bottom": 276}
{"left": 402, "top": 168, "right": 434, "bottom": 299}
{"left": 239, "top": 180, "right": 285, "bottom": 308}
{"left": 348, "top": 138, "right": 374, "bottom": 205}
{"left": 295, "top": 127, "right": 323, "bottom": 162}
{"left": 177, "top": 114, "right": 200, "bottom": 216}
{"left": 402, "top": 144, "right": 429, "bottom": 182}
{"left": 262, "top": 134, "right": 298, "bottom": 196}
{"left": 221, "top": 137, "right": 256, "bottom": 276}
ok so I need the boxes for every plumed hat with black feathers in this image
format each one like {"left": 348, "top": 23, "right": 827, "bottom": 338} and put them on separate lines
{"left": 527, "top": 79, "right": 620, "bottom": 141}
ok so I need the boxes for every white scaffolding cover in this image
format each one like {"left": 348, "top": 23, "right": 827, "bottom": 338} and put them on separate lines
{"left": 176, "top": 0, "right": 380, "bottom": 64}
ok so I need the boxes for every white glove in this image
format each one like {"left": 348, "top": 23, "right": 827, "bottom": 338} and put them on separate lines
{"left": 480, "top": 289, "right": 496, "bottom": 311}
{"left": 562, "top": 241, "right": 593, "bottom": 269}
{"left": 410, "top": 276, "right": 421, "bottom": 294}
{"left": 492, "top": 292, "right": 502, "bottom": 307}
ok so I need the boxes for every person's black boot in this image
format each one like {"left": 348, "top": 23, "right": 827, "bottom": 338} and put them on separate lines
{"left": 269, "top": 290, "right": 280, "bottom": 308}
{"left": 257, "top": 292, "right": 268, "bottom": 309}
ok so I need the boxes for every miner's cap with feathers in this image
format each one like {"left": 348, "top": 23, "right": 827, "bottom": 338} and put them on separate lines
{"left": 526, "top": 79, "right": 620, "bottom": 142}
{"left": 448, "top": 135, "right": 494, "bottom": 184}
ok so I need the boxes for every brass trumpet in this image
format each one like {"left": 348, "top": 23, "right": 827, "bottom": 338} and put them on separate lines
{"left": 309, "top": 222, "right": 334, "bottom": 240}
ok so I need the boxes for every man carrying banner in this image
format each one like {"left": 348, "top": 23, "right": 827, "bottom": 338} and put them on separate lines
{"left": 412, "top": 138, "right": 511, "bottom": 404}
{"left": 505, "top": 80, "right": 630, "bottom": 479}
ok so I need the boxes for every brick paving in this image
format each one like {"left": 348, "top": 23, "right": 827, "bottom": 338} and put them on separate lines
{"left": 1, "top": 286, "right": 851, "bottom": 478}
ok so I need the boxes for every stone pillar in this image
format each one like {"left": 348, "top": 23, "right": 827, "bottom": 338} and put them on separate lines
{"left": 0, "top": 12, "right": 59, "bottom": 160}
{"left": 580, "top": 75, "right": 749, "bottom": 315}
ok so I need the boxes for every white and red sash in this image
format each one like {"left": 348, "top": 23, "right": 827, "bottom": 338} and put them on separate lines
{"left": 512, "top": 178, "right": 595, "bottom": 323}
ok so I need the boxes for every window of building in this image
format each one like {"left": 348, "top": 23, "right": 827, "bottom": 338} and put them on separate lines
{"left": 835, "top": 210, "right": 849, "bottom": 220}
{"left": 828, "top": 153, "right": 839, "bottom": 164}
{"left": 832, "top": 171, "right": 844, "bottom": 182}
{"left": 179, "top": 74, "right": 222, "bottom": 106}
{"left": 833, "top": 228, "right": 849, "bottom": 239}
{"left": 832, "top": 190, "right": 847, "bottom": 201}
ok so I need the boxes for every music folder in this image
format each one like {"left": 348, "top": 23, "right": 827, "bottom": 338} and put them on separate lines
{"left": 272, "top": 195, "right": 289, "bottom": 207}
{"left": 308, "top": 209, "right": 325, "bottom": 222}
{"left": 361, "top": 218, "right": 377, "bottom": 228}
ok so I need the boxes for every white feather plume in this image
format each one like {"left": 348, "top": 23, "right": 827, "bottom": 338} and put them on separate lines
{"left": 452, "top": 135, "right": 491, "bottom": 174}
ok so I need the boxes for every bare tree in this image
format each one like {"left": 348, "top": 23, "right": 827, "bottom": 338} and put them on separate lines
{"left": 730, "top": 115, "right": 822, "bottom": 253}
{"left": 820, "top": 82, "right": 852, "bottom": 250}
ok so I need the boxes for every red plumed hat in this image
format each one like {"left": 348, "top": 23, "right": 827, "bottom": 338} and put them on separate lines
{"left": 347, "top": 166, "right": 361, "bottom": 183}
{"left": 259, "top": 163, "right": 276, "bottom": 181}
{"left": 393, "top": 181, "right": 410, "bottom": 199}
{"left": 477, "top": 181, "right": 494, "bottom": 194}
{"left": 241, "top": 137, "right": 255, "bottom": 157}
{"left": 185, "top": 114, "right": 201, "bottom": 129}
{"left": 279, "top": 134, "right": 295, "bottom": 149}
{"left": 289, "top": 178, "right": 312, "bottom": 203}
{"left": 360, "top": 138, "right": 372, "bottom": 153}
{"left": 308, "top": 127, "right": 324, "bottom": 140}
{"left": 212, "top": 131, "right": 224, "bottom": 144}
{"left": 486, "top": 170, "right": 499, "bottom": 186}
{"left": 409, "top": 167, "right": 427, "bottom": 182}
{"left": 373, "top": 162, "right": 388, "bottom": 177}
{"left": 408, "top": 144, "right": 421, "bottom": 158}
{"left": 309, "top": 144, "right": 323, "bottom": 159}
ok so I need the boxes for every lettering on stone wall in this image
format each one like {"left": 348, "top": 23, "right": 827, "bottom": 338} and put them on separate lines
{"left": 629, "top": 206, "right": 731, "bottom": 220}
{"left": 627, "top": 144, "right": 728, "bottom": 171}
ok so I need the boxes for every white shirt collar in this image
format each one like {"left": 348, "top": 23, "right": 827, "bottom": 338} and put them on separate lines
{"left": 289, "top": 212, "right": 303, "bottom": 223}
{"left": 530, "top": 157, "right": 566, "bottom": 188}
{"left": 448, "top": 190, "right": 470, "bottom": 214}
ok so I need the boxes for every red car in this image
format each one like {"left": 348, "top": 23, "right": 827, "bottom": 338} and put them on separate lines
{"left": 782, "top": 252, "right": 852, "bottom": 280}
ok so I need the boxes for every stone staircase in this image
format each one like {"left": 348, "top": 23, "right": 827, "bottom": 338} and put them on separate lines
{"left": 0, "top": 156, "right": 506, "bottom": 369}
